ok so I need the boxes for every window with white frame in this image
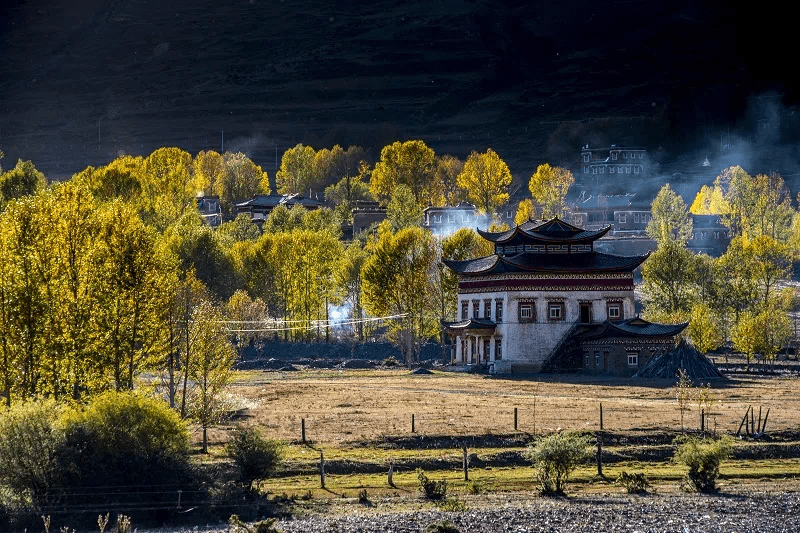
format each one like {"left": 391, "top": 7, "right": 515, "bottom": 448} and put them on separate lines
{"left": 610, "top": 167, "right": 615, "bottom": 173}
{"left": 634, "top": 213, "right": 639, "bottom": 223}
{"left": 595, "top": 351, "right": 601, "bottom": 367}
{"left": 583, "top": 153, "right": 590, "bottom": 162}
{"left": 547, "top": 302, "right": 564, "bottom": 321}
{"left": 619, "top": 214, "right": 626, "bottom": 223}
{"left": 607, "top": 302, "right": 622, "bottom": 320}
{"left": 519, "top": 302, "right": 534, "bottom": 322}
{"left": 585, "top": 353, "right": 590, "bottom": 367}
{"left": 627, "top": 352, "right": 639, "bottom": 366}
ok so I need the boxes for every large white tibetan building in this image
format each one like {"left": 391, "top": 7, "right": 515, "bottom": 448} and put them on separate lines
{"left": 443, "top": 218, "right": 686, "bottom": 375}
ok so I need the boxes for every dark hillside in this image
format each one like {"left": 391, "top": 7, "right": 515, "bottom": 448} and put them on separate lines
{"left": 1, "top": 1, "right": 796, "bottom": 181}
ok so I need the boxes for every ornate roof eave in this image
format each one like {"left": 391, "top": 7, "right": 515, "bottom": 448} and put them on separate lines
{"left": 477, "top": 217, "right": 612, "bottom": 244}
{"left": 441, "top": 255, "right": 499, "bottom": 275}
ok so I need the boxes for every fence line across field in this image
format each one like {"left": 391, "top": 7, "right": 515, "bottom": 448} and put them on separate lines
{"left": 267, "top": 401, "right": 781, "bottom": 443}
{"left": 220, "top": 313, "right": 409, "bottom": 333}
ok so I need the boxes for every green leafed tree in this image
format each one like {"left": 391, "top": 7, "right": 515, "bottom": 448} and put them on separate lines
{"left": 387, "top": 184, "right": 424, "bottom": 231}
{"left": 369, "top": 140, "right": 436, "bottom": 206}
{"left": 324, "top": 161, "right": 374, "bottom": 224}
{"left": 192, "top": 149, "right": 227, "bottom": 197}
{"left": 434, "top": 154, "right": 465, "bottom": 206}
{"left": 216, "top": 152, "right": 270, "bottom": 213}
{"left": 362, "top": 225, "right": 439, "bottom": 364}
{"left": 276, "top": 144, "right": 317, "bottom": 194}
{"left": 515, "top": 198, "right": 535, "bottom": 225}
{"left": 686, "top": 302, "right": 724, "bottom": 354}
{"left": 74, "top": 155, "right": 143, "bottom": 203}
{"left": 187, "top": 301, "right": 237, "bottom": 453}
{"left": 641, "top": 238, "right": 699, "bottom": 320}
{"left": 456, "top": 148, "right": 512, "bottom": 222}
{"left": 139, "top": 147, "right": 194, "bottom": 230}
{"left": 0, "top": 159, "right": 47, "bottom": 210}
{"left": 646, "top": 184, "right": 692, "bottom": 246}
{"left": 527, "top": 163, "right": 573, "bottom": 219}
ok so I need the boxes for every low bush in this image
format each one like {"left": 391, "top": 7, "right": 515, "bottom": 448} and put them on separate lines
{"left": 1, "top": 392, "right": 199, "bottom": 527}
{"left": 438, "top": 497, "right": 467, "bottom": 511}
{"left": 417, "top": 468, "right": 447, "bottom": 500}
{"left": 674, "top": 436, "right": 732, "bottom": 493}
{"left": 615, "top": 471, "right": 651, "bottom": 494}
{"left": 229, "top": 514, "right": 282, "bottom": 533}
{"left": 525, "top": 432, "right": 592, "bottom": 494}
{"left": 424, "top": 520, "right": 460, "bottom": 533}
{"left": 0, "top": 399, "right": 66, "bottom": 508}
{"left": 227, "top": 426, "right": 284, "bottom": 487}
{"left": 466, "top": 479, "right": 485, "bottom": 495}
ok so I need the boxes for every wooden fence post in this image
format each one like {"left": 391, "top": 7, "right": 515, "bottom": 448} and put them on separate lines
{"left": 600, "top": 403, "right": 604, "bottom": 430}
{"left": 319, "top": 450, "right": 326, "bottom": 488}
{"left": 301, "top": 418, "right": 306, "bottom": 443}
{"left": 514, "top": 407, "right": 518, "bottom": 431}
{"left": 412, "top": 414, "right": 415, "bottom": 433}
{"left": 462, "top": 446, "right": 469, "bottom": 481}
{"left": 596, "top": 433, "right": 603, "bottom": 478}
{"left": 388, "top": 462, "right": 395, "bottom": 488}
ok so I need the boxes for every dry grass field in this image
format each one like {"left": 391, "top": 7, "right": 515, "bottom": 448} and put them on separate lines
{"left": 207, "top": 369, "right": 800, "bottom": 446}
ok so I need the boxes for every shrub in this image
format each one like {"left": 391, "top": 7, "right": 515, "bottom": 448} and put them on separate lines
{"left": 229, "top": 514, "right": 282, "bottom": 533}
{"left": 674, "top": 436, "right": 732, "bottom": 493}
{"left": 424, "top": 520, "right": 460, "bottom": 533}
{"left": 59, "top": 391, "right": 196, "bottom": 513}
{"left": 358, "top": 489, "right": 369, "bottom": 504}
{"left": 0, "top": 399, "right": 65, "bottom": 508}
{"left": 417, "top": 468, "right": 447, "bottom": 500}
{"left": 438, "top": 497, "right": 467, "bottom": 511}
{"left": 525, "top": 432, "right": 592, "bottom": 494}
{"left": 227, "top": 426, "right": 284, "bottom": 486}
{"left": 615, "top": 471, "right": 651, "bottom": 494}
{"left": 466, "top": 479, "right": 485, "bottom": 495}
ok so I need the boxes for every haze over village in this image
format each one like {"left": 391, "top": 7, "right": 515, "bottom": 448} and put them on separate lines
{"left": 2, "top": 1, "right": 800, "bottom": 532}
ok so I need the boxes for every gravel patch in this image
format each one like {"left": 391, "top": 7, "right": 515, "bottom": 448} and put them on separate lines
{"left": 142, "top": 492, "right": 800, "bottom": 532}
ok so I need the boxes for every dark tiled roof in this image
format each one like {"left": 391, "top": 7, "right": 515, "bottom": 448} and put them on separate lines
{"left": 575, "top": 317, "right": 688, "bottom": 340}
{"left": 477, "top": 217, "right": 610, "bottom": 244}
{"left": 235, "top": 194, "right": 285, "bottom": 208}
{"left": 444, "top": 251, "right": 647, "bottom": 275}
{"left": 442, "top": 255, "right": 499, "bottom": 274}
{"left": 500, "top": 251, "right": 648, "bottom": 272}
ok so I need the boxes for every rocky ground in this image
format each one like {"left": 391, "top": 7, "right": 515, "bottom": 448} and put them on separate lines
{"left": 143, "top": 492, "right": 800, "bottom": 532}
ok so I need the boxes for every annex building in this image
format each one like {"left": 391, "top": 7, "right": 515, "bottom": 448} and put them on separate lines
{"left": 443, "top": 218, "right": 686, "bottom": 376}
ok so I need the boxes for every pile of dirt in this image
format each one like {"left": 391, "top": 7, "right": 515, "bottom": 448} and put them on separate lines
{"left": 634, "top": 339, "right": 725, "bottom": 380}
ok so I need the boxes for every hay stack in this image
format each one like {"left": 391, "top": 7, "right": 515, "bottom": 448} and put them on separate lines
{"left": 634, "top": 339, "right": 725, "bottom": 379}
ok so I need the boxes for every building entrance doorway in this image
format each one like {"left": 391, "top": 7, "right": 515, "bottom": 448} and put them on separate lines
{"left": 579, "top": 303, "right": 592, "bottom": 323}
